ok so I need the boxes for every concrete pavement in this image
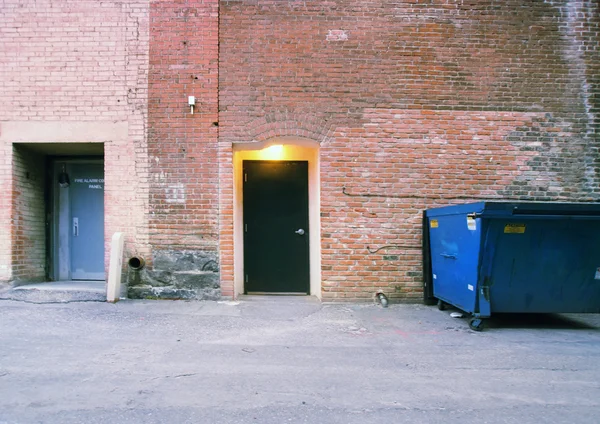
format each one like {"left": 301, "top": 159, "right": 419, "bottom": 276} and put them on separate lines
{"left": 1, "top": 296, "right": 599, "bottom": 423}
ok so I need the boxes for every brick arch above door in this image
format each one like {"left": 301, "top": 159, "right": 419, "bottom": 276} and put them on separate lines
{"left": 224, "top": 113, "right": 335, "bottom": 146}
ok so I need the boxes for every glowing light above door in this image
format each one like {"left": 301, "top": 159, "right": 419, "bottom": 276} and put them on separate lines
{"left": 259, "top": 145, "right": 284, "bottom": 160}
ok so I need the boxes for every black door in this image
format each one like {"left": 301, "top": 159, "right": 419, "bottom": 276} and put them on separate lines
{"left": 243, "top": 160, "right": 309, "bottom": 294}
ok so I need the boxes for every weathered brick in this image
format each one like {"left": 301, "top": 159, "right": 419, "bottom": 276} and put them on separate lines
{"left": 1, "top": 0, "right": 598, "bottom": 302}
{"left": 0, "top": 0, "right": 150, "bottom": 284}
{"left": 218, "top": 0, "right": 599, "bottom": 301}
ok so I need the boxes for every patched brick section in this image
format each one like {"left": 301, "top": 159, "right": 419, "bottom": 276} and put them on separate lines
{"left": 148, "top": 0, "right": 220, "bottom": 296}
{"left": 217, "top": 140, "right": 234, "bottom": 297}
{"left": 500, "top": 114, "right": 598, "bottom": 201}
{"left": 0, "top": 0, "right": 150, "bottom": 282}
{"left": 11, "top": 146, "right": 46, "bottom": 282}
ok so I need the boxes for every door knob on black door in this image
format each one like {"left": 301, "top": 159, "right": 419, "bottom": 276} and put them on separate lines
{"left": 295, "top": 229, "right": 305, "bottom": 235}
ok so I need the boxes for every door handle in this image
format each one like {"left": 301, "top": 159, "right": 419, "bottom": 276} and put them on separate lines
{"left": 440, "top": 253, "right": 456, "bottom": 259}
{"left": 73, "top": 217, "right": 79, "bottom": 237}
{"left": 295, "top": 228, "right": 305, "bottom": 236}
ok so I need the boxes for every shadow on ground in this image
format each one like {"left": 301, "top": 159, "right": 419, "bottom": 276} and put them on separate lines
{"left": 485, "top": 313, "right": 600, "bottom": 330}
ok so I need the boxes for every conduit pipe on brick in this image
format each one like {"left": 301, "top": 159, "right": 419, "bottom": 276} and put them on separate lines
{"left": 128, "top": 256, "right": 145, "bottom": 271}
{"left": 377, "top": 292, "right": 389, "bottom": 308}
{"left": 127, "top": 256, "right": 145, "bottom": 289}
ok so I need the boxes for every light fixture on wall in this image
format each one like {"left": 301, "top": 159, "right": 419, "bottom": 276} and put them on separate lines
{"left": 188, "top": 96, "right": 195, "bottom": 114}
{"left": 58, "top": 165, "right": 70, "bottom": 188}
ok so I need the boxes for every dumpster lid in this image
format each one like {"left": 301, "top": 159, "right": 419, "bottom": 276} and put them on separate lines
{"left": 426, "top": 202, "right": 600, "bottom": 218}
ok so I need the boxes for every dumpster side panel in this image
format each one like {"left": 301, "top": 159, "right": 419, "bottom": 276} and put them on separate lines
{"left": 429, "top": 212, "right": 481, "bottom": 313}
{"left": 485, "top": 219, "right": 600, "bottom": 313}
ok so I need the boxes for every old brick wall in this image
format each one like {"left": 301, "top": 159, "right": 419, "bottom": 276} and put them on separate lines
{"left": 143, "top": 0, "right": 220, "bottom": 299}
{"left": 10, "top": 146, "right": 46, "bottom": 281}
{"left": 0, "top": 141, "right": 11, "bottom": 283}
{"left": 0, "top": 0, "right": 150, "bottom": 283}
{"left": 2, "top": 0, "right": 597, "bottom": 300}
{"left": 219, "top": 0, "right": 599, "bottom": 300}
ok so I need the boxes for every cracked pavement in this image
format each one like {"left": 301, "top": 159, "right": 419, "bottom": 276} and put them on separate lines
{"left": 1, "top": 296, "right": 599, "bottom": 423}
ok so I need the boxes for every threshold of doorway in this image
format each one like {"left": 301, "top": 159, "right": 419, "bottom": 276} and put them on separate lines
{"left": 236, "top": 294, "right": 322, "bottom": 318}
{"left": 239, "top": 294, "right": 321, "bottom": 304}
{"left": 0, "top": 280, "right": 106, "bottom": 303}
{"left": 245, "top": 292, "right": 308, "bottom": 296}
{"left": 14, "top": 280, "right": 105, "bottom": 291}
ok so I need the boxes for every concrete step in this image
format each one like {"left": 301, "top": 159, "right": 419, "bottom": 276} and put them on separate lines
{"left": 0, "top": 281, "right": 106, "bottom": 303}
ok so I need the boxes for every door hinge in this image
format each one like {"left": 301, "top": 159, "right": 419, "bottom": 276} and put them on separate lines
{"left": 245, "top": 274, "right": 248, "bottom": 283}
{"left": 244, "top": 223, "right": 247, "bottom": 232}
{"left": 244, "top": 173, "right": 247, "bottom": 182}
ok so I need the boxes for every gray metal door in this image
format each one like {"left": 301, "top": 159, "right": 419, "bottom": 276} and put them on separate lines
{"left": 69, "top": 163, "right": 105, "bottom": 280}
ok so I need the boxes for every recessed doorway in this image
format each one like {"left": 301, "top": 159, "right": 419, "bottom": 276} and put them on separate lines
{"left": 232, "top": 137, "right": 321, "bottom": 299}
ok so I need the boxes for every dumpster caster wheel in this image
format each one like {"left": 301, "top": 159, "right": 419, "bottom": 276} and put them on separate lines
{"left": 469, "top": 318, "right": 484, "bottom": 332}
{"left": 437, "top": 299, "right": 446, "bottom": 311}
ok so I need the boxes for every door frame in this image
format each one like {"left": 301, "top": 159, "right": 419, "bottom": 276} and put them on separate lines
{"left": 233, "top": 137, "right": 321, "bottom": 299}
{"left": 49, "top": 157, "right": 105, "bottom": 281}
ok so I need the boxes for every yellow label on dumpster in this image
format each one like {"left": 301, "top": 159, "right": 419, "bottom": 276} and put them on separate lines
{"left": 430, "top": 219, "right": 439, "bottom": 228}
{"left": 504, "top": 223, "right": 526, "bottom": 234}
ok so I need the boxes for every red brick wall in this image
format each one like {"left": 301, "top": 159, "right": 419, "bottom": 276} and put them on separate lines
{"left": 220, "top": 1, "right": 598, "bottom": 135}
{"left": 219, "top": 0, "right": 599, "bottom": 300}
{"left": 321, "top": 109, "right": 558, "bottom": 300}
{"left": 2, "top": 0, "right": 597, "bottom": 300}
{"left": 148, "top": 0, "right": 219, "bottom": 252}
{"left": 10, "top": 146, "right": 46, "bottom": 281}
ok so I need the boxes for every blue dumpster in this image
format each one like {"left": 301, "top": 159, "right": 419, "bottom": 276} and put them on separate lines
{"left": 423, "top": 202, "right": 600, "bottom": 330}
